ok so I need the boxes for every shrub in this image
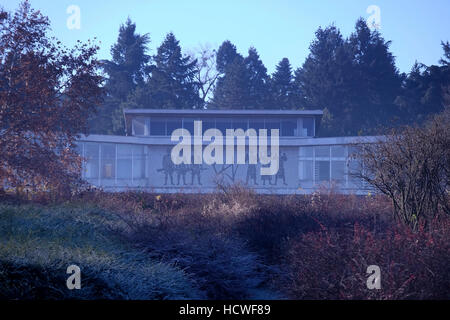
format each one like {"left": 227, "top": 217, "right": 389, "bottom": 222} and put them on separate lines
{"left": 285, "top": 219, "right": 450, "bottom": 299}
{"left": 356, "top": 108, "right": 450, "bottom": 229}
{"left": 234, "top": 196, "right": 318, "bottom": 261}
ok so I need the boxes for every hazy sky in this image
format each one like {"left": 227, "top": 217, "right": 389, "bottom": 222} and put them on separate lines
{"left": 3, "top": 0, "right": 450, "bottom": 74}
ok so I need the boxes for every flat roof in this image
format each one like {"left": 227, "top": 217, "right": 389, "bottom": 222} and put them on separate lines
{"left": 123, "top": 109, "right": 324, "bottom": 117}
{"left": 78, "top": 134, "right": 382, "bottom": 146}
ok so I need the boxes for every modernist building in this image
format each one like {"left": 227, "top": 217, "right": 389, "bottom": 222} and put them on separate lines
{"left": 76, "top": 109, "right": 375, "bottom": 194}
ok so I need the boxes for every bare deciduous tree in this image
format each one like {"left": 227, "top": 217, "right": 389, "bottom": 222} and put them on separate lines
{"left": 187, "top": 44, "right": 220, "bottom": 107}
{"left": 354, "top": 108, "right": 450, "bottom": 229}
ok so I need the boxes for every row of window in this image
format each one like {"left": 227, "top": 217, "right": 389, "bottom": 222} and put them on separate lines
{"left": 298, "top": 146, "right": 363, "bottom": 187}
{"left": 132, "top": 117, "right": 315, "bottom": 137}
{"left": 79, "top": 143, "right": 146, "bottom": 180}
{"left": 299, "top": 145, "right": 360, "bottom": 158}
{"left": 75, "top": 142, "right": 364, "bottom": 187}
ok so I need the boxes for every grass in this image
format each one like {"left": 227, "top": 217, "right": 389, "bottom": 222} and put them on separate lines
{"left": 0, "top": 203, "right": 201, "bottom": 299}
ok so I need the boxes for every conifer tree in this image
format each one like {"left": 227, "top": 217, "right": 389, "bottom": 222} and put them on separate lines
{"left": 347, "top": 18, "right": 403, "bottom": 131}
{"left": 216, "top": 40, "right": 241, "bottom": 74}
{"left": 123, "top": 32, "right": 201, "bottom": 110}
{"left": 90, "top": 18, "right": 150, "bottom": 134}
{"left": 294, "top": 25, "right": 355, "bottom": 135}
{"left": 396, "top": 42, "right": 450, "bottom": 123}
{"left": 296, "top": 20, "right": 403, "bottom": 136}
{"left": 244, "top": 47, "right": 270, "bottom": 109}
{"left": 212, "top": 55, "right": 251, "bottom": 109}
{"left": 271, "top": 58, "right": 294, "bottom": 109}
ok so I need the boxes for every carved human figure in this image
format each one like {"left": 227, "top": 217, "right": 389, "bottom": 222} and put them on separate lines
{"left": 274, "top": 152, "right": 288, "bottom": 186}
{"left": 158, "top": 148, "right": 174, "bottom": 185}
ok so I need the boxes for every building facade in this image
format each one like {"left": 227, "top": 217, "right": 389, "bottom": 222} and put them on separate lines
{"left": 76, "top": 109, "right": 375, "bottom": 194}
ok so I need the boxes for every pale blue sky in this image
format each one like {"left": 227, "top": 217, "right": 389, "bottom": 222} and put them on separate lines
{"left": 2, "top": 0, "right": 449, "bottom": 74}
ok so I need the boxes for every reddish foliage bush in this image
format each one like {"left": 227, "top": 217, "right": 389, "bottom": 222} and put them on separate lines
{"left": 285, "top": 218, "right": 450, "bottom": 299}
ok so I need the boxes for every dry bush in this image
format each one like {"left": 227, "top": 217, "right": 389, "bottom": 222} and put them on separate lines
{"left": 356, "top": 108, "right": 450, "bottom": 229}
{"left": 201, "top": 184, "right": 259, "bottom": 221}
{"left": 285, "top": 218, "right": 450, "bottom": 299}
{"left": 233, "top": 195, "right": 318, "bottom": 261}
{"left": 304, "top": 188, "right": 393, "bottom": 234}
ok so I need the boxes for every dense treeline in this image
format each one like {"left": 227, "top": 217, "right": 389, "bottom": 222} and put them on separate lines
{"left": 90, "top": 18, "right": 450, "bottom": 137}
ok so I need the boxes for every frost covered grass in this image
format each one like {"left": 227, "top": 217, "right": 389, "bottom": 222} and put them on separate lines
{"left": 0, "top": 203, "right": 200, "bottom": 299}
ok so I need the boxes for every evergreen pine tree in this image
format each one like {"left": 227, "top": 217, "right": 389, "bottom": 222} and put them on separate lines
{"left": 244, "top": 47, "right": 270, "bottom": 109}
{"left": 212, "top": 55, "right": 251, "bottom": 109}
{"left": 216, "top": 40, "right": 241, "bottom": 74}
{"left": 294, "top": 25, "right": 355, "bottom": 135}
{"left": 104, "top": 18, "right": 151, "bottom": 100}
{"left": 396, "top": 42, "right": 450, "bottom": 123}
{"left": 347, "top": 18, "right": 403, "bottom": 132}
{"left": 296, "top": 20, "right": 403, "bottom": 136}
{"left": 212, "top": 41, "right": 252, "bottom": 109}
{"left": 89, "top": 18, "right": 150, "bottom": 134}
{"left": 439, "top": 41, "right": 450, "bottom": 66}
{"left": 271, "top": 58, "right": 294, "bottom": 109}
{"left": 124, "top": 32, "right": 201, "bottom": 110}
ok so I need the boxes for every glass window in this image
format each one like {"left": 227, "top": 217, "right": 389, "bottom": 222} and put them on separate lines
{"left": 101, "top": 144, "right": 115, "bottom": 179}
{"left": 132, "top": 118, "right": 147, "bottom": 136}
{"left": 249, "top": 120, "right": 264, "bottom": 134}
{"left": 265, "top": 119, "right": 280, "bottom": 136}
{"left": 216, "top": 118, "right": 232, "bottom": 135}
{"left": 315, "top": 160, "right": 330, "bottom": 182}
{"left": 232, "top": 119, "right": 248, "bottom": 131}
{"left": 331, "top": 146, "right": 346, "bottom": 158}
{"left": 117, "top": 144, "right": 132, "bottom": 179}
{"left": 299, "top": 160, "right": 313, "bottom": 181}
{"left": 331, "top": 161, "right": 346, "bottom": 182}
{"left": 348, "top": 159, "right": 362, "bottom": 178}
{"left": 85, "top": 143, "right": 99, "bottom": 179}
{"left": 302, "top": 118, "right": 314, "bottom": 136}
{"left": 183, "top": 118, "right": 195, "bottom": 135}
{"left": 132, "top": 145, "right": 146, "bottom": 179}
{"left": 166, "top": 119, "right": 182, "bottom": 136}
{"left": 299, "top": 146, "right": 313, "bottom": 158}
{"left": 150, "top": 118, "right": 166, "bottom": 136}
{"left": 348, "top": 159, "right": 363, "bottom": 187}
{"left": 202, "top": 119, "right": 216, "bottom": 134}
{"left": 281, "top": 119, "right": 297, "bottom": 136}
{"left": 315, "top": 146, "right": 330, "bottom": 158}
